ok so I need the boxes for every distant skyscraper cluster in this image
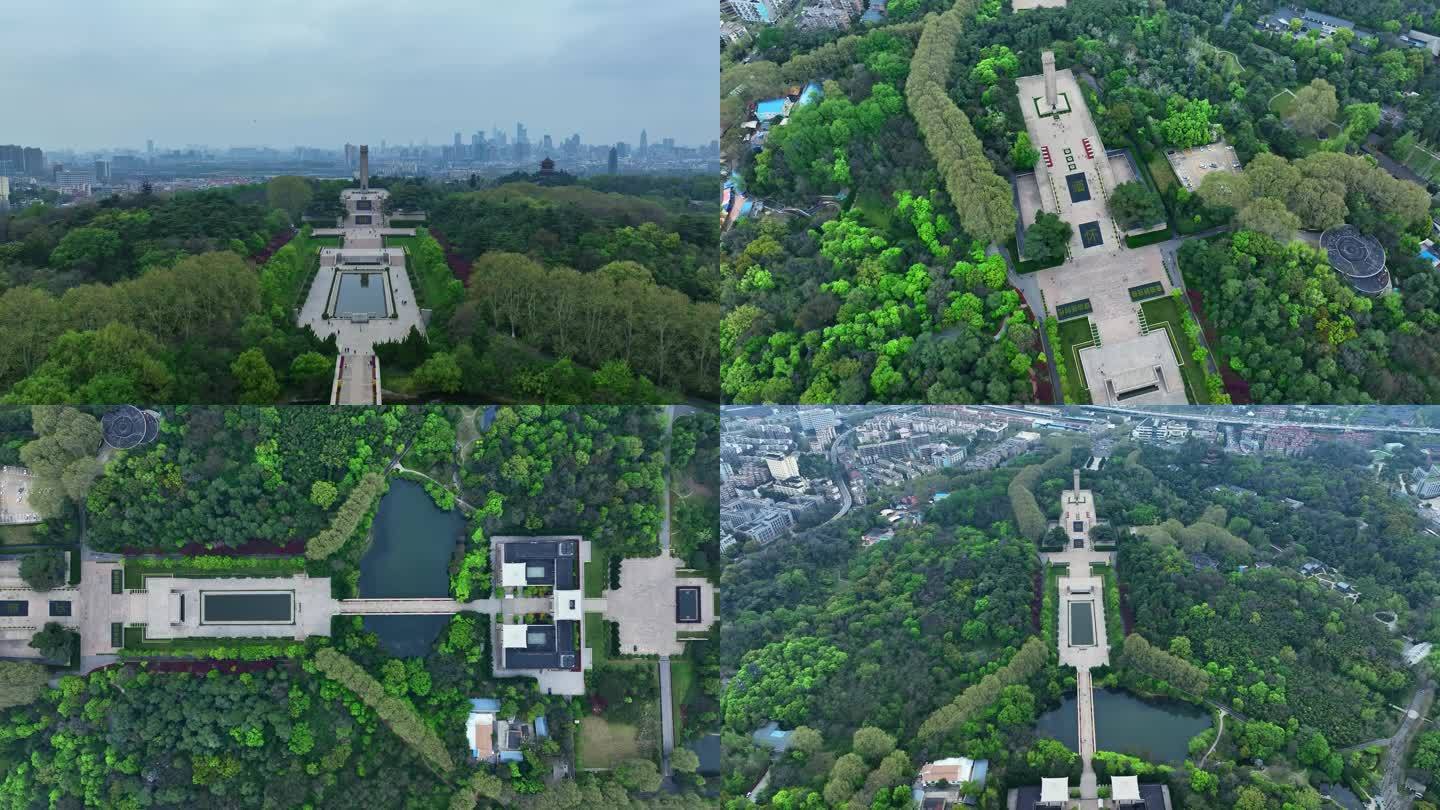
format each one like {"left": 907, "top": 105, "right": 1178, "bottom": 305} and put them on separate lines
{"left": 0, "top": 144, "right": 45, "bottom": 177}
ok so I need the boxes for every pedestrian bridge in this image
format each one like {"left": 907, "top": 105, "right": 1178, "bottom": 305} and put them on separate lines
{"left": 336, "top": 597, "right": 491, "bottom": 615}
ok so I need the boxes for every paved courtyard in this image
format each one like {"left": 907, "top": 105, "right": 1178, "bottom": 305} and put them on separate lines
{"left": 604, "top": 556, "right": 716, "bottom": 657}
{"left": 1018, "top": 53, "right": 1187, "bottom": 403}
{"left": 1017, "top": 66, "right": 1125, "bottom": 257}
{"left": 0, "top": 558, "right": 80, "bottom": 659}
{"left": 298, "top": 248, "right": 424, "bottom": 355}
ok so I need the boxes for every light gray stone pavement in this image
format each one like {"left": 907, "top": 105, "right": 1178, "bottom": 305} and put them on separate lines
{"left": 335, "top": 597, "right": 475, "bottom": 615}
{"left": 604, "top": 556, "right": 715, "bottom": 657}
{"left": 139, "top": 575, "right": 333, "bottom": 641}
{"left": 1043, "top": 518, "right": 1113, "bottom": 800}
{"left": 659, "top": 654, "right": 675, "bottom": 774}
{"left": 334, "top": 353, "right": 378, "bottom": 405}
{"left": 297, "top": 216, "right": 425, "bottom": 354}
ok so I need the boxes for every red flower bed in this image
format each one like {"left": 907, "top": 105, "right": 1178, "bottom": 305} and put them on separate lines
{"left": 250, "top": 228, "right": 297, "bottom": 265}
{"left": 425, "top": 228, "right": 472, "bottom": 283}
{"left": 1186, "top": 288, "right": 1251, "bottom": 404}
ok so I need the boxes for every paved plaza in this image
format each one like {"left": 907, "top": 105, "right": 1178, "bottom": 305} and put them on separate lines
{"left": 0, "top": 557, "right": 80, "bottom": 659}
{"left": 299, "top": 147, "right": 427, "bottom": 405}
{"left": 604, "top": 556, "right": 716, "bottom": 657}
{"left": 1017, "top": 63, "right": 1126, "bottom": 258}
{"left": 1041, "top": 472, "right": 1114, "bottom": 801}
{"left": 1017, "top": 51, "right": 1187, "bottom": 404}
{"left": 1013, "top": 0, "right": 1066, "bottom": 8}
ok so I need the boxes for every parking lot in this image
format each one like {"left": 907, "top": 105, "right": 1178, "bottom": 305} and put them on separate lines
{"left": 0, "top": 467, "right": 39, "bottom": 525}
{"left": 1166, "top": 142, "right": 1240, "bottom": 192}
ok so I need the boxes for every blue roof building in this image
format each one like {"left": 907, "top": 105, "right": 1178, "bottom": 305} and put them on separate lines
{"left": 755, "top": 98, "right": 789, "bottom": 122}
{"left": 752, "top": 721, "right": 794, "bottom": 752}
{"left": 799, "top": 82, "right": 823, "bottom": 106}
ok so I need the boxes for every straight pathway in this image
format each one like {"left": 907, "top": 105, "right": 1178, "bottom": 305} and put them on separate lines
{"left": 335, "top": 597, "right": 480, "bottom": 615}
{"left": 658, "top": 404, "right": 677, "bottom": 779}
{"left": 1076, "top": 666, "right": 1098, "bottom": 797}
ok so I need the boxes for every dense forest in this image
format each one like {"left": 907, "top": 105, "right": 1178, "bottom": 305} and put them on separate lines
{"left": 0, "top": 612, "right": 712, "bottom": 808}
{"left": 721, "top": 447, "right": 1065, "bottom": 808}
{"left": 0, "top": 172, "right": 719, "bottom": 404}
{"left": 721, "top": 12, "right": 1040, "bottom": 404}
{"left": 83, "top": 406, "right": 425, "bottom": 552}
{"left": 460, "top": 406, "right": 667, "bottom": 560}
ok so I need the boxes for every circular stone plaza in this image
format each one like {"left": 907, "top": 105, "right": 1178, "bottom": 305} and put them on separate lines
{"left": 1321, "top": 224, "right": 1390, "bottom": 295}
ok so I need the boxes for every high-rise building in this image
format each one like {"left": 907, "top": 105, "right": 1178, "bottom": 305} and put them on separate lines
{"left": 607, "top": 146, "right": 618, "bottom": 174}
{"left": 0, "top": 176, "right": 10, "bottom": 211}
{"left": 22, "top": 147, "right": 43, "bottom": 177}
{"left": 93, "top": 160, "right": 110, "bottom": 182}
{"left": 542, "top": 134, "right": 553, "bottom": 152}
{"left": 146, "top": 139, "right": 154, "bottom": 158}
{"left": 344, "top": 143, "right": 357, "bottom": 167}
{"left": 799, "top": 408, "right": 838, "bottom": 432}
{"left": 515, "top": 122, "right": 528, "bottom": 145}
{"left": 0, "top": 145, "right": 23, "bottom": 176}
{"left": 761, "top": 452, "right": 800, "bottom": 480}
{"left": 638, "top": 129, "right": 648, "bottom": 160}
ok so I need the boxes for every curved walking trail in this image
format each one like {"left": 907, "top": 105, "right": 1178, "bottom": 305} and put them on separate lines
{"left": 1198, "top": 709, "right": 1225, "bottom": 769}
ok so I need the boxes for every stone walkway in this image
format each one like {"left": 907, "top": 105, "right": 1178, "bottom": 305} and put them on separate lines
{"left": 335, "top": 597, "right": 479, "bottom": 615}
{"left": 1044, "top": 544, "right": 1114, "bottom": 801}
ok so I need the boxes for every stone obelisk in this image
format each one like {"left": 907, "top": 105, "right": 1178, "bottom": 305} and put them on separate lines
{"left": 1042, "top": 50, "right": 1057, "bottom": 112}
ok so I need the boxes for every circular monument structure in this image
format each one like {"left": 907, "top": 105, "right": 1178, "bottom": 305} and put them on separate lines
{"left": 101, "top": 406, "right": 160, "bottom": 450}
{"left": 1320, "top": 225, "right": 1389, "bottom": 295}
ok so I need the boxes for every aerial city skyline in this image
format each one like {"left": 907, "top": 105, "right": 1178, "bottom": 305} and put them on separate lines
{"left": 0, "top": 124, "right": 719, "bottom": 200}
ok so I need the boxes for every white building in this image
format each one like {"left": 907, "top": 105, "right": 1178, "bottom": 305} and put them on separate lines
{"left": 799, "top": 408, "right": 839, "bottom": 432}
{"left": 762, "top": 451, "right": 800, "bottom": 481}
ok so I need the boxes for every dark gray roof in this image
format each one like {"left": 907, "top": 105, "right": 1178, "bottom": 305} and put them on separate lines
{"left": 502, "top": 540, "right": 579, "bottom": 589}
{"left": 503, "top": 619, "right": 580, "bottom": 670}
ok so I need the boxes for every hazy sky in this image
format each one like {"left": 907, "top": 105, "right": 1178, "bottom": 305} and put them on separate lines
{"left": 3, "top": 0, "right": 718, "bottom": 151}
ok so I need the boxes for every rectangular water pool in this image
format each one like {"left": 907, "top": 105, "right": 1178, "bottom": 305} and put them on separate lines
{"left": 1069, "top": 600, "right": 1095, "bottom": 646}
{"left": 333, "top": 272, "right": 388, "bottom": 318}
{"left": 201, "top": 592, "right": 293, "bottom": 624}
{"left": 676, "top": 586, "right": 701, "bottom": 623}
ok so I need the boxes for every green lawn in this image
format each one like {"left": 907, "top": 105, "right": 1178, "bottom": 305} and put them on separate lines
{"left": 1146, "top": 151, "right": 1179, "bottom": 195}
{"left": 851, "top": 189, "right": 894, "bottom": 232}
{"left": 1054, "top": 316, "right": 1097, "bottom": 405}
{"left": 0, "top": 525, "right": 33, "bottom": 546}
{"left": 309, "top": 235, "right": 341, "bottom": 248}
{"left": 1139, "top": 296, "right": 1209, "bottom": 404}
{"left": 384, "top": 234, "right": 419, "bottom": 251}
{"left": 1392, "top": 133, "right": 1440, "bottom": 183}
{"left": 585, "top": 612, "right": 609, "bottom": 666}
{"left": 577, "top": 716, "right": 642, "bottom": 770}
{"left": 584, "top": 551, "right": 608, "bottom": 598}
{"left": 670, "top": 659, "right": 696, "bottom": 740}
{"left": 1268, "top": 89, "right": 1297, "bottom": 117}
